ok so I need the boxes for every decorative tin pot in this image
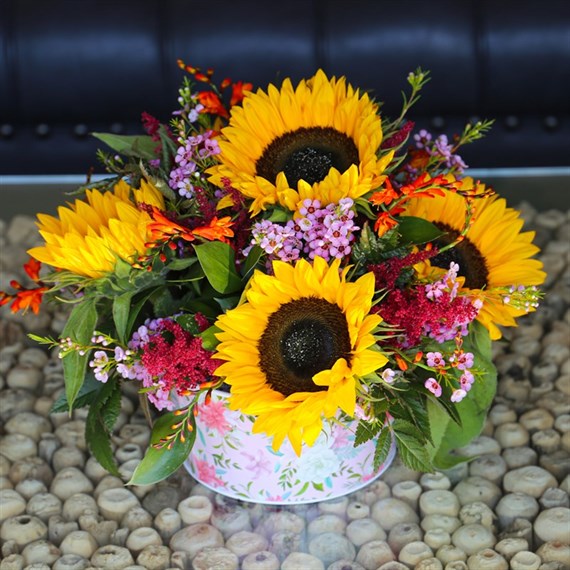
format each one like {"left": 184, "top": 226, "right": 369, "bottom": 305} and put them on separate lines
{"left": 184, "top": 390, "right": 396, "bottom": 505}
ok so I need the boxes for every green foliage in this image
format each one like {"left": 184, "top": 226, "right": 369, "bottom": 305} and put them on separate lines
{"left": 397, "top": 216, "right": 444, "bottom": 245}
{"left": 351, "top": 223, "right": 402, "bottom": 265}
{"left": 373, "top": 428, "right": 394, "bottom": 470}
{"left": 92, "top": 132, "right": 159, "bottom": 160}
{"left": 129, "top": 410, "right": 197, "bottom": 485}
{"left": 61, "top": 298, "right": 98, "bottom": 409}
{"left": 85, "top": 379, "right": 122, "bottom": 476}
{"left": 195, "top": 241, "right": 243, "bottom": 294}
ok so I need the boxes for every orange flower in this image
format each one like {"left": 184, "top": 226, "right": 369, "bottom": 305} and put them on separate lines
{"left": 400, "top": 173, "right": 450, "bottom": 199}
{"left": 148, "top": 208, "right": 234, "bottom": 246}
{"left": 408, "top": 149, "right": 430, "bottom": 170}
{"left": 0, "top": 286, "right": 48, "bottom": 315}
{"left": 192, "top": 216, "right": 234, "bottom": 243}
{"left": 0, "top": 257, "right": 47, "bottom": 314}
{"left": 147, "top": 207, "right": 196, "bottom": 243}
{"left": 370, "top": 179, "right": 399, "bottom": 207}
{"left": 230, "top": 81, "right": 253, "bottom": 106}
{"left": 374, "top": 210, "right": 402, "bottom": 237}
{"left": 197, "top": 92, "right": 229, "bottom": 118}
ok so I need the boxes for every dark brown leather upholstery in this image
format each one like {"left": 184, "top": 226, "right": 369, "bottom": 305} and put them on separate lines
{"left": 1, "top": 0, "right": 568, "bottom": 174}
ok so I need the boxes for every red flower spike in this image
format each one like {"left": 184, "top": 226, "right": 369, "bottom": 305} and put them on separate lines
{"left": 230, "top": 81, "right": 253, "bottom": 106}
{"left": 23, "top": 258, "right": 42, "bottom": 281}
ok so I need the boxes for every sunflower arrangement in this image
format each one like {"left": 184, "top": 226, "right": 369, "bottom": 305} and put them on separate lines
{"left": 2, "top": 61, "right": 545, "bottom": 487}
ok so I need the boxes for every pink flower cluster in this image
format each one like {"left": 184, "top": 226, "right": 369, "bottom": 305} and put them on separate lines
{"left": 169, "top": 131, "right": 220, "bottom": 198}
{"left": 247, "top": 198, "right": 359, "bottom": 263}
{"left": 89, "top": 316, "right": 219, "bottom": 411}
{"left": 424, "top": 346, "right": 476, "bottom": 403}
{"left": 377, "top": 262, "right": 481, "bottom": 348}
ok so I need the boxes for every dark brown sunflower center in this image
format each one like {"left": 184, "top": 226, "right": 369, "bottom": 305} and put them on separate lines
{"left": 258, "top": 297, "right": 352, "bottom": 397}
{"left": 431, "top": 223, "right": 489, "bottom": 289}
{"left": 255, "top": 126, "right": 359, "bottom": 188}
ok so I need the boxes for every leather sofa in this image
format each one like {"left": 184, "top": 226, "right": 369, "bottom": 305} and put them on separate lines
{"left": 1, "top": 0, "right": 569, "bottom": 175}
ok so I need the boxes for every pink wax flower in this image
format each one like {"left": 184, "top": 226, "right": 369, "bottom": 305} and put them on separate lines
{"left": 425, "top": 378, "right": 443, "bottom": 398}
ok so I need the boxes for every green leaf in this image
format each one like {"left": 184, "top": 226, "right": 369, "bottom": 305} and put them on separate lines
{"left": 195, "top": 241, "right": 243, "bottom": 294}
{"left": 61, "top": 299, "right": 98, "bottom": 409}
{"left": 85, "top": 379, "right": 121, "bottom": 476}
{"left": 174, "top": 314, "right": 201, "bottom": 335}
{"left": 397, "top": 216, "right": 444, "bottom": 245}
{"left": 355, "top": 420, "right": 383, "bottom": 446}
{"left": 199, "top": 325, "right": 221, "bottom": 351}
{"left": 165, "top": 257, "right": 199, "bottom": 272}
{"left": 373, "top": 428, "right": 394, "bottom": 470}
{"left": 92, "top": 132, "right": 158, "bottom": 160}
{"left": 393, "top": 428, "right": 434, "bottom": 472}
{"left": 128, "top": 410, "right": 196, "bottom": 485}
{"left": 113, "top": 292, "right": 134, "bottom": 344}
{"left": 125, "top": 287, "right": 162, "bottom": 339}
{"left": 241, "top": 245, "right": 263, "bottom": 280}
{"left": 50, "top": 372, "right": 102, "bottom": 414}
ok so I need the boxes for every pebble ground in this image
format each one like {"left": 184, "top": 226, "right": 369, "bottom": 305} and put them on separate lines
{"left": 0, "top": 203, "right": 569, "bottom": 570}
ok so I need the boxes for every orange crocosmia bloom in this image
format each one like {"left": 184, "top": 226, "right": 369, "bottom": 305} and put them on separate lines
{"left": 0, "top": 281, "right": 48, "bottom": 315}
{"left": 230, "top": 81, "right": 253, "bottom": 106}
{"left": 192, "top": 216, "right": 234, "bottom": 242}
{"left": 9, "top": 288, "right": 48, "bottom": 314}
{"left": 374, "top": 212, "right": 399, "bottom": 237}
{"left": 148, "top": 207, "right": 195, "bottom": 243}
{"left": 23, "top": 258, "right": 42, "bottom": 281}
{"left": 400, "top": 173, "right": 450, "bottom": 199}
{"left": 197, "top": 91, "right": 229, "bottom": 118}
{"left": 370, "top": 179, "right": 399, "bottom": 207}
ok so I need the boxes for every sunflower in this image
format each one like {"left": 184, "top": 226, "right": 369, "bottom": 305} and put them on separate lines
{"left": 403, "top": 178, "right": 546, "bottom": 340}
{"left": 207, "top": 70, "right": 394, "bottom": 216}
{"left": 28, "top": 179, "right": 165, "bottom": 278}
{"left": 214, "top": 256, "right": 388, "bottom": 454}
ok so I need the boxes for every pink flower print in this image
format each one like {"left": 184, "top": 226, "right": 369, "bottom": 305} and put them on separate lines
{"left": 331, "top": 423, "right": 351, "bottom": 449}
{"left": 194, "top": 458, "right": 225, "bottom": 487}
{"left": 197, "top": 400, "right": 231, "bottom": 434}
{"left": 242, "top": 450, "right": 273, "bottom": 477}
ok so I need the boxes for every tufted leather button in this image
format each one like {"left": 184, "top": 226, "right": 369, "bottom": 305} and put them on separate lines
{"left": 73, "top": 123, "right": 89, "bottom": 138}
{"left": 543, "top": 116, "right": 559, "bottom": 130}
{"left": 0, "top": 124, "right": 14, "bottom": 138}
{"left": 504, "top": 116, "right": 520, "bottom": 130}
{"left": 430, "top": 116, "right": 446, "bottom": 130}
{"left": 110, "top": 122, "right": 124, "bottom": 134}
{"left": 35, "top": 123, "right": 51, "bottom": 137}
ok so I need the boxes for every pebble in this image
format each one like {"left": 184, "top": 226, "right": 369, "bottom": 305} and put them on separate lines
{"left": 502, "top": 446, "right": 538, "bottom": 469}
{"left": 135, "top": 544, "right": 171, "bottom": 570}
{"left": 1, "top": 515, "right": 48, "bottom": 546}
{"left": 177, "top": 494, "right": 213, "bottom": 525}
{"left": 398, "top": 541, "right": 434, "bottom": 567}
{"left": 533, "top": 507, "right": 570, "bottom": 545}
{"left": 169, "top": 523, "right": 224, "bottom": 557}
{"left": 125, "top": 527, "right": 162, "bottom": 555}
{"left": 97, "top": 488, "right": 140, "bottom": 522}
{"left": 495, "top": 493, "right": 540, "bottom": 528}
{"left": 225, "top": 530, "right": 268, "bottom": 557}
{"left": 90, "top": 545, "right": 135, "bottom": 568}
{"left": 371, "top": 497, "right": 420, "bottom": 531}
{"left": 509, "top": 551, "right": 542, "bottom": 570}
{"left": 452, "top": 477, "right": 502, "bottom": 508}
{"left": 0, "top": 489, "right": 26, "bottom": 522}
{"left": 281, "top": 551, "right": 325, "bottom": 570}
{"left": 354, "top": 540, "right": 394, "bottom": 570}
{"left": 27, "top": 492, "right": 62, "bottom": 521}
{"left": 451, "top": 524, "right": 496, "bottom": 555}
{"left": 503, "top": 466, "right": 558, "bottom": 497}
{"left": 466, "top": 549, "right": 508, "bottom": 570}
{"left": 59, "top": 530, "right": 99, "bottom": 558}
{"left": 50, "top": 468, "right": 94, "bottom": 501}
{"left": 346, "top": 517, "right": 386, "bottom": 546}
{"left": 387, "top": 522, "right": 423, "bottom": 554}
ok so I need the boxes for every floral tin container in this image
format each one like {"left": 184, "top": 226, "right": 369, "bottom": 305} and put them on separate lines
{"left": 184, "top": 391, "right": 396, "bottom": 505}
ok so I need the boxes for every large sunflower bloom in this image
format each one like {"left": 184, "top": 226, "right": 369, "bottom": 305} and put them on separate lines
{"left": 214, "top": 256, "right": 388, "bottom": 454}
{"left": 404, "top": 179, "right": 546, "bottom": 340}
{"left": 28, "top": 179, "right": 165, "bottom": 278}
{"left": 208, "top": 70, "right": 394, "bottom": 216}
